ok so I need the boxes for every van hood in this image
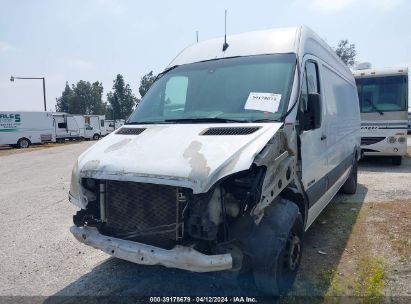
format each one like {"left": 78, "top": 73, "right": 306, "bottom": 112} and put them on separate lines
{"left": 78, "top": 123, "right": 283, "bottom": 193}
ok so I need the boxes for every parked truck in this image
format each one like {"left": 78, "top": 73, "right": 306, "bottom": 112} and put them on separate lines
{"left": 69, "top": 26, "right": 361, "bottom": 295}
{"left": 84, "top": 115, "right": 106, "bottom": 138}
{"left": 52, "top": 113, "right": 81, "bottom": 142}
{"left": 104, "top": 119, "right": 125, "bottom": 134}
{"left": 0, "top": 111, "right": 56, "bottom": 148}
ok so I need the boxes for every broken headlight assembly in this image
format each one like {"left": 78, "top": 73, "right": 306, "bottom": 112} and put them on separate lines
{"left": 69, "top": 161, "right": 87, "bottom": 209}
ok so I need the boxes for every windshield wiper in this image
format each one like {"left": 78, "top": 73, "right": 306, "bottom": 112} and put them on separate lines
{"left": 251, "top": 118, "right": 280, "bottom": 123}
{"left": 163, "top": 118, "right": 249, "bottom": 123}
{"left": 373, "top": 105, "right": 384, "bottom": 116}
{"left": 366, "top": 102, "right": 384, "bottom": 115}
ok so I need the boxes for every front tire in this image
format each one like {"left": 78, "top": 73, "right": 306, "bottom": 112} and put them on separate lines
{"left": 392, "top": 156, "right": 402, "bottom": 166}
{"left": 252, "top": 200, "right": 304, "bottom": 296}
{"left": 342, "top": 158, "right": 357, "bottom": 194}
{"left": 17, "top": 138, "right": 30, "bottom": 149}
{"left": 93, "top": 134, "right": 100, "bottom": 140}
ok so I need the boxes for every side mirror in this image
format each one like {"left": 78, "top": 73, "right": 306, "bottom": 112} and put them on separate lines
{"left": 303, "top": 93, "right": 321, "bottom": 130}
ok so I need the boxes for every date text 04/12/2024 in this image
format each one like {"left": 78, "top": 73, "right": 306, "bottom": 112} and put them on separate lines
{"left": 149, "top": 296, "right": 258, "bottom": 303}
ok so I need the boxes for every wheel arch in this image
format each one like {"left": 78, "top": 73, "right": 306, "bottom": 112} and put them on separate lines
{"left": 17, "top": 137, "right": 31, "bottom": 148}
{"left": 280, "top": 187, "right": 308, "bottom": 228}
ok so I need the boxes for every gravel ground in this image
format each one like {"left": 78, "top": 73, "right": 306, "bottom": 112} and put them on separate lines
{"left": 0, "top": 140, "right": 410, "bottom": 298}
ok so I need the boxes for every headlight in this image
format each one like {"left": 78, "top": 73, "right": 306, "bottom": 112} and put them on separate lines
{"left": 69, "top": 161, "right": 87, "bottom": 209}
{"left": 387, "top": 136, "right": 396, "bottom": 144}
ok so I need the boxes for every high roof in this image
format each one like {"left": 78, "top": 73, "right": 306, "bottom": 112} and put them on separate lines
{"left": 167, "top": 26, "right": 353, "bottom": 82}
{"left": 168, "top": 27, "right": 300, "bottom": 67}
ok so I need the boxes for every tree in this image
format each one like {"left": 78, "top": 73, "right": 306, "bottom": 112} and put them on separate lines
{"left": 334, "top": 40, "right": 357, "bottom": 67}
{"left": 107, "top": 74, "right": 137, "bottom": 119}
{"left": 55, "top": 82, "right": 74, "bottom": 112}
{"left": 90, "top": 81, "right": 104, "bottom": 114}
{"left": 56, "top": 80, "right": 105, "bottom": 115}
{"left": 72, "top": 80, "right": 94, "bottom": 114}
{"left": 139, "top": 71, "right": 156, "bottom": 98}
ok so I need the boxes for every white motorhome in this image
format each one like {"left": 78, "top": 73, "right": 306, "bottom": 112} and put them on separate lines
{"left": 84, "top": 115, "right": 106, "bottom": 138}
{"left": 0, "top": 111, "right": 56, "bottom": 148}
{"left": 353, "top": 67, "right": 408, "bottom": 165}
{"left": 69, "top": 26, "right": 360, "bottom": 295}
{"left": 52, "top": 113, "right": 81, "bottom": 142}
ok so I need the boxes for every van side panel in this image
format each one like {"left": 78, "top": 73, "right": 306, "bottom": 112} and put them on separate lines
{"left": 304, "top": 61, "right": 360, "bottom": 228}
{"left": 322, "top": 64, "right": 360, "bottom": 178}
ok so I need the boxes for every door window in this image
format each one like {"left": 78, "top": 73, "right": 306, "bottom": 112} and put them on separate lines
{"left": 306, "top": 62, "right": 320, "bottom": 94}
{"left": 298, "top": 61, "right": 322, "bottom": 131}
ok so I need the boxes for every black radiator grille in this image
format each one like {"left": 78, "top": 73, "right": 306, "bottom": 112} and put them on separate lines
{"left": 105, "top": 181, "right": 184, "bottom": 242}
{"left": 361, "top": 137, "right": 385, "bottom": 146}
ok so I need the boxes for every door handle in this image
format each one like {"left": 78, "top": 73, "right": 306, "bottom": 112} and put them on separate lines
{"left": 321, "top": 134, "right": 327, "bottom": 141}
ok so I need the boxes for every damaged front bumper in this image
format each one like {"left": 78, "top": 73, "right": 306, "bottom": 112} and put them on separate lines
{"left": 70, "top": 226, "right": 233, "bottom": 272}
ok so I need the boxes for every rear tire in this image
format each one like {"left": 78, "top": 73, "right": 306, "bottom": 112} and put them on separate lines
{"left": 17, "top": 138, "right": 30, "bottom": 149}
{"left": 392, "top": 156, "right": 402, "bottom": 166}
{"left": 252, "top": 200, "right": 303, "bottom": 296}
{"left": 93, "top": 134, "right": 100, "bottom": 140}
{"left": 342, "top": 158, "right": 357, "bottom": 194}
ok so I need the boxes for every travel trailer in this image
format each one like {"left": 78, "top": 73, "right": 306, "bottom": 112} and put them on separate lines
{"left": 0, "top": 111, "right": 55, "bottom": 148}
{"left": 353, "top": 67, "right": 408, "bottom": 165}
{"left": 52, "top": 113, "right": 81, "bottom": 141}
{"left": 69, "top": 26, "right": 361, "bottom": 295}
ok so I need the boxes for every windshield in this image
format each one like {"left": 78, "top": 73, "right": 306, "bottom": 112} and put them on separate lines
{"left": 128, "top": 54, "right": 296, "bottom": 124}
{"left": 356, "top": 75, "right": 408, "bottom": 113}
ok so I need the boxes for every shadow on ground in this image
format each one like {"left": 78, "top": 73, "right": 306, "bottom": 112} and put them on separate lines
{"left": 287, "top": 199, "right": 364, "bottom": 298}
{"left": 359, "top": 156, "right": 411, "bottom": 173}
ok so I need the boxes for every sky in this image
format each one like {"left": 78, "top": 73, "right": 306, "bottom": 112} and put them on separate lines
{"left": 0, "top": 0, "right": 410, "bottom": 111}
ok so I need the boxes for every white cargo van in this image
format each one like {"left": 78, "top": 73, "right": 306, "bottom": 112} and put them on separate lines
{"left": 69, "top": 26, "right": 360, "bottom": 295}
{"left": 53, "top": 113, "right": 81, "bottom": 142}
{"left": 0, "top": 111, "right": 56, "bottom": 148}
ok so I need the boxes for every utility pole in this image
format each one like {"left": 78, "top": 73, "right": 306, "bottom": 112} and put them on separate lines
{"left": 10, "top": 76, "right": 47, "bottom": 111}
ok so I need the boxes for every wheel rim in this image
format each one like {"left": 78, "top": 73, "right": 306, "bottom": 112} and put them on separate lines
{"left": 282, "top": 232, "right": 301, "bottom": 273}
{"left": 20, "top": 140, "right": 29, "bottom": 148}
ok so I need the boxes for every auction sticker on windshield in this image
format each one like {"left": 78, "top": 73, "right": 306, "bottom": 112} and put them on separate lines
{"left": 244, "top": 92, "right": 281, "bottom": 113}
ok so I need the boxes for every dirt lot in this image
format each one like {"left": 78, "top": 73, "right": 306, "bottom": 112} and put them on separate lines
{"left": 0, "top": 141, "right": 87, "bottom": 157}
{"left": 0, "top": 140, "right": 410, "bottom": 301}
